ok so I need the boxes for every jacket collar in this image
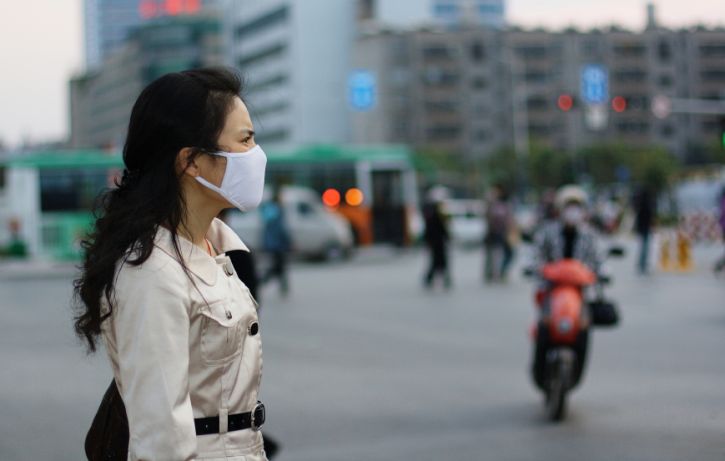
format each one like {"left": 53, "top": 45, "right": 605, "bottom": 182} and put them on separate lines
{"left": 153, "top": 218, "right": 249, "bottom": 286}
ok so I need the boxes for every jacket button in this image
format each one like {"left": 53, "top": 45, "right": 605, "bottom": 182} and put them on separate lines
{"left": 225, "top": 310, "right": 232, "bottom": 320}
{"left": 248, "top": 322, "right": 259, "bottom": 336}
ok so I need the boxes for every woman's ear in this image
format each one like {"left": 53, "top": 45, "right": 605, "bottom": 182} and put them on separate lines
{"left": 177, "top": 148, "right": 200, "bottom": 178}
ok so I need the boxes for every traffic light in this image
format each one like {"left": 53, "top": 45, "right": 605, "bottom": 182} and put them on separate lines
{"left": 557, "top": 94, "right": 574, "bottom": 112}
{"left": 612, "top": 96, "right": 627, "bottom": 113}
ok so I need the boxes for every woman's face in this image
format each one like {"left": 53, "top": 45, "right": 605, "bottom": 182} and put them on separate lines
{"left": 192, "top": 96, "right": 256, "bottom": 206}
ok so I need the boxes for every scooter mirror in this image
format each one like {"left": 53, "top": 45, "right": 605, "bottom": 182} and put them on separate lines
{"left": 522, "top": 266, "right": 537, "bottom": 278}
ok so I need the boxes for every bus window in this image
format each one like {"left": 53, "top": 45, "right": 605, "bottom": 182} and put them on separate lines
{"left": 40, "top": 169, "right": 109, "bottom": 212}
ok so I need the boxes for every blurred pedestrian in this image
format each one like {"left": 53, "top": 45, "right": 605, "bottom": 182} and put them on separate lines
{"left": 2, "top": 218, "right": 27, "bottom": 258}
{"left": 534, "top": 185, "right": 601, "bottom": 272}
{"left": 715, "top": 186, "right": 725, "bottom": 273}
{"left": 484, "top": 184, "right": 515, "bottom": 282}
{"left": 538, "top": 188, "right": 558, "bottom": 224}
{"left": 423, "top": 187, "right": 451, "bottom": 289}
{"left": 260, "top": 186, "right": 291, "bottom": 296}
{"left": 531, "top": 185, "right": 602, "bottom": 391}
{"left": 633, "top": 185, "right": 657, "bottom": 274}
{"left": 74, "top": 68, "right": 270, "bottom": 461}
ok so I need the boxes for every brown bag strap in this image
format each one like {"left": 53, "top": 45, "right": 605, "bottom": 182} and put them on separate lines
{"left": 85, "top": 379, "right": 129, "bottom": 461}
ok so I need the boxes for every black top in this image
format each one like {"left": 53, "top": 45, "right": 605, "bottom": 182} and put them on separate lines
{"left": 562, "top": 225, "right": 578, "bottom": 259}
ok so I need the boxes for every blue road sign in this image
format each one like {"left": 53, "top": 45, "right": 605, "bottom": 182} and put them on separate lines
{"left": 349, "top": 71, "right": 376, "bottom": 111}
{"left": 581, "top": 65, "right": 608, "bottom": 105}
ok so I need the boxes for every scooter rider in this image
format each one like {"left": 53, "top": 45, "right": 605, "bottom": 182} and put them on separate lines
{"left": 531, "top": 185, "right": 602, "bottom": 390}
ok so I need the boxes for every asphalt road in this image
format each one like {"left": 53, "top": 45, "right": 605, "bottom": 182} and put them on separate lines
{"left": 0, "top": 240, "right": 723, "bottom": 461}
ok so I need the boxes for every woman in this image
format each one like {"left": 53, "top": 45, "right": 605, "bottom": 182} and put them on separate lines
{"left": 716, "top": 186, "right": 725, "bottom": 273}
{"left": 74, "top": 68, "right": 269, "bottom": 460}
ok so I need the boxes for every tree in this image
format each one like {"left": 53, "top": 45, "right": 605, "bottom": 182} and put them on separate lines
{"left": 526, "top": 144, "right": 575, "bottom": 191}
{"left": 578, "top": 144, "right": 679, "bottom": 192}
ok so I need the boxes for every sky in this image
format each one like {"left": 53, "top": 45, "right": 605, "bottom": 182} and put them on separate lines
{"left": 0, "top": 0, "right": 724, "bottom": 148}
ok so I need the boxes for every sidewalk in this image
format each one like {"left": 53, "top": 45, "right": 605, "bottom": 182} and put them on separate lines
{"left": 0, "top": 245, "right": 411, "bottom": 280}
{"left": 0, "top": 258, "right": 79, "bottom": 280}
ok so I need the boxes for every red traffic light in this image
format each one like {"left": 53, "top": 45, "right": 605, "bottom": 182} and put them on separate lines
{"left": 612, "top": 96, "right": 627, "bottom": 113}
{"left": 557, "top": 94, "right": 574, "bottom": 112}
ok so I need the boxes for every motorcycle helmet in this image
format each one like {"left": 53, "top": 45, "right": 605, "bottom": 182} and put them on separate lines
{"left": 555, "top": 185, "right": 589, "bottom": 210}
{"left": 555, "top": 185, "right": 589, "bottom": 226}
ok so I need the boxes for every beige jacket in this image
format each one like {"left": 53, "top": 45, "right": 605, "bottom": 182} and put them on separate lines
{"left": 101, "top": 218, "right": 267, "bottom": 461}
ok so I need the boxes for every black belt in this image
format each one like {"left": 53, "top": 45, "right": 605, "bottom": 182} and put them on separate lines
{"left": 194, "top": 402, "right": 266, "bottom": 435}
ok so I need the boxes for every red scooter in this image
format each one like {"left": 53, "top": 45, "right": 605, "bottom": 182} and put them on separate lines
{"left": 525, "top": 248, "right": 622, "bottom": 421}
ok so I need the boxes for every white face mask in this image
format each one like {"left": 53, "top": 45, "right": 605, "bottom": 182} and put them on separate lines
{"left": 195, "top": 144, "right": 267, "bottom": 212}
{"left": 562, "top": 205, "right": 585, "bottom": 226}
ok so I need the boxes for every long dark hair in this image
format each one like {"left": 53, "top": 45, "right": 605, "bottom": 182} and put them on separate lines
{"left": 73, "top": 68, "right": 244, "bottom": 352}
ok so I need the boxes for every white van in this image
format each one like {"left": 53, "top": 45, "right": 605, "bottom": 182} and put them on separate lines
{"left": 227, "top": 186, "right": 354, "bottom": 260}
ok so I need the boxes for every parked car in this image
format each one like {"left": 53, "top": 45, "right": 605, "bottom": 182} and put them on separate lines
{"left": 227, "top": 186, "right": 354, "bottom": 260}
{"left": 441, "top": 199, "right": 486, "bottom": 247}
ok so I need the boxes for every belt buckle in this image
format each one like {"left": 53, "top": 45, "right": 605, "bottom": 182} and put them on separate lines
{"left": 251, "top": 401, "right": 265, "bottom": 432}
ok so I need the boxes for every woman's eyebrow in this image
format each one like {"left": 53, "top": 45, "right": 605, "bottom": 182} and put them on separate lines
{"left": 239, "top": 128, "right": 255, "bottom": 137}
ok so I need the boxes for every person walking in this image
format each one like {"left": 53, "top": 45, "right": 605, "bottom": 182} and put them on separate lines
{"left": 715, "top": 186, "right": 725, "bottom": 273}
{"left": 74, "top": 68, "right": 270, "bottom": 461}
{"left": 260, "top": 187, "right": 291, "bottom": 296}
{"left": 484, "top": 184, "right": 514, "bottom": 282}
{"left": 633, "top": 185, "right": 657, "bottom": 274}
{"left": 423, "top": 188, "right": 451, "bottom": 289}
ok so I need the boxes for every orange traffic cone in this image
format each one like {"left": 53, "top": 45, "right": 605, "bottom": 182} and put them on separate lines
{"left": 659, "top": 233, "right": 672, "bottom": 271}
{"left": 676, "top": 230, "right": 693, "bottom": 272}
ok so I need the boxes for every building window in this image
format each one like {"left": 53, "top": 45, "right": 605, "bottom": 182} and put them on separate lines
{"left": 470, "top": 41, "right": 485, "bottom": 61}
{"left": 358, "top": 0, "right": 374, "bottom": 21}
{"left": 700, "top": 44, "right": 725, "bottom": 58}
{"left": 253, "top": 102, "right": 289, "bottom": 117}
{"left": 613, "top": 69, "right": 647, "bottom": 83}
{"left": 426, "top": 125, "right": 461, "bottom": 140}
{"left": 657, "top": 40, "right": 672, "bottom": 62}
{"left": 434, "top": 2, "right": 458, "bottom": 18}
{"left": 474, "top": 129, "right": 488, "bottom": 141}
{"left": 422, "top": 68, "right": 459, "bottom": 87}
{"left": 235, "top": 6, "right": 289, "bottom": 39}
{"left": 528, "top": 124, "right": 551, "bottom": 136}
{"left": 702, "top": 119, "right": 720, "bottom": 133}
{"left": 238, "top": 43, "right": 286, "bottom": 68}
{"left": 471, "top": 76, "right": 487, "bottom": 89}
{"left": 479, "top": 3, "right": 503, "bottom": 14}
{"left": 613, "top": 44, "right": 646, "bottom": 58}
{"left": 619, "top": 95, "right": 649, "bottom": 110}
{"left": 658, "top": 75, "right": 673, "bottom": 87}
{"left": 248, "top": 74, "right": 288, "bottom": 92}
{"left": 701, "top": 70, "right": 725, "bottom": 83}
{"left": 524, "top": 71, "right": 547, "bottom": 84}
{"left": 516, "top": 45, "right": 548, "bottom": 59}
{"left": 661, "top": 124, "right": 674, "bottom": 137}
{"left": 582, "top": 40, "right": 600, "bottom": 57}
{"left": 526, "top": 96, "right": 549, "bottom": 111}
{"left": 425, "top": 100, "right": 458, "bottom": 113}
{"left": 422, "top": 45, "right": 452, "bottom": 60}
{"left": 256, "top": 128, "right": 290, "bottom": 144}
